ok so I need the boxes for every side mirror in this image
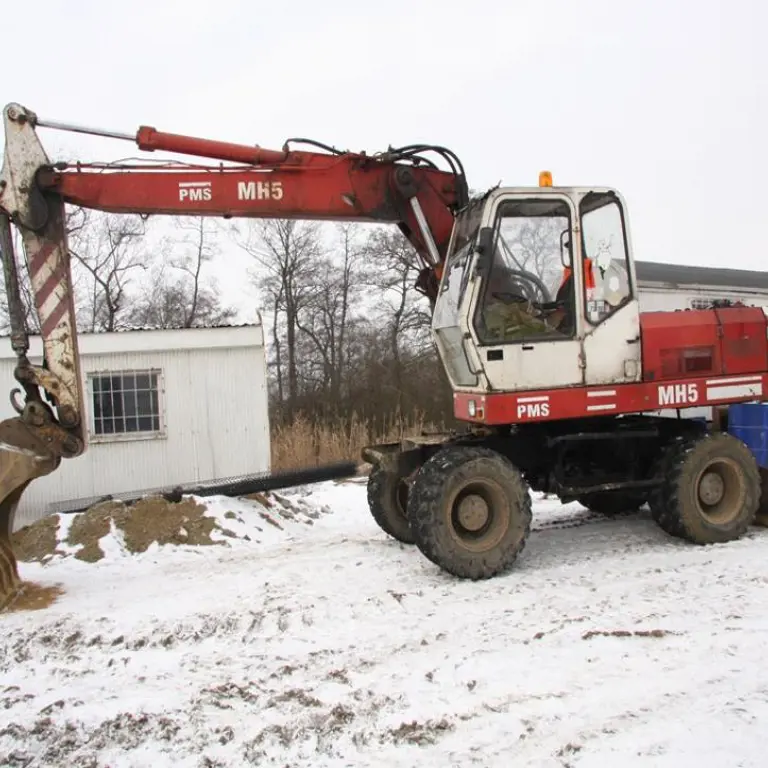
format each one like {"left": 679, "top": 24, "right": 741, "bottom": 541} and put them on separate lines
{"left": 475, "top": 226, "right": 494, "bottom": 273}
{"left": 559, "top": 228, "right": 572, "bottom": 268}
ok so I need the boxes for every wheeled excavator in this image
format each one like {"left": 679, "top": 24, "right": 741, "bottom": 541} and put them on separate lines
{"left": 2, "top": 102, "right": 767, "bottom": 609}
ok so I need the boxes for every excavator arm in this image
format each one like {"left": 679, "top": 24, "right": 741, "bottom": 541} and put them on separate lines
{"left": 0, "top": 102, "right": 468, "bottom": 606}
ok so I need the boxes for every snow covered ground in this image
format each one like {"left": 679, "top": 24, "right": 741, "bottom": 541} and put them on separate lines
{"left": 2, "top": 478, "right": 768, "bottom": 767}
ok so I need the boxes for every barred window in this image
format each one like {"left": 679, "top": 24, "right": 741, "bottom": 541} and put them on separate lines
{"left": 89, "top": 370, "right": 162, "bottom": 436}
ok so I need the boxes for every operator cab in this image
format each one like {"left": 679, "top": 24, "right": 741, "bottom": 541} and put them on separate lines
{"left": 432, "top": 173, "right": 641, "bottom": 394}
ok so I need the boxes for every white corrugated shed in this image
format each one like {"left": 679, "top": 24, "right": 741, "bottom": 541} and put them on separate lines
{"left": 635, "top": 261, "right": 768, "bottom": 311}
{"left": 1, "top": 323, "right": 271, "bottom": 530}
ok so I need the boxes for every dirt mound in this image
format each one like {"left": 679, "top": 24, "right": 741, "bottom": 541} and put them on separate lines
{"left": 11, "top": 491, "right": 331, "bottom": 565}
{"left": 11, "top": 496, "right": 217, "bottom": 564}
{"left": 68, "top": 496, "right": 219, "bottom": 563}
{"left": 12, "top": 516, "right": 60, "bottom": 563}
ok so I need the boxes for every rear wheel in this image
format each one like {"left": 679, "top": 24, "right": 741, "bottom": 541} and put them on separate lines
{"left": 407, "top": 446, "right": 532, "bottom": 579}
{"left": 649, "top": 433, "right": 760, "bottom": 544}
{"left": 367, "top": 462, "right": 415, "bottom": 544}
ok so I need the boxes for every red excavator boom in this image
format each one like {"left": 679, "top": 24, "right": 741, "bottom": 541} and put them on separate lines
{"left": 0, "top": 102, "right": 468, "bottom": 606}
{"left": 15, "top": 108, "right": 465, "bottom": 279}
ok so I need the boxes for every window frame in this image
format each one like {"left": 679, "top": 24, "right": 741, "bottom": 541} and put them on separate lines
{"left": 471, "top": 194, "right": 578, "bottom": 347}
{"left": 86, "top": 367, "right": 167, "bottom": 443}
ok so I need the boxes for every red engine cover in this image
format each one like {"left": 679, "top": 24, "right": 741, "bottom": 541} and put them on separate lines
{"left": 641, "top": 307, "right": 768, "bottom": 382}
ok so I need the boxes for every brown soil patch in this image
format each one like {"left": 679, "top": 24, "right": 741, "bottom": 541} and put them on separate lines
{"left": 581, "top": 628, "right": 676, "bottom": 640}
{"left": 9, "top": 490, "right": 324, "bottom": 568}
{"left": 120, "top": 496, "right": 221, "bottom": 552}
{"left": 65, "top": 496, "right": 223, "bottom": 562}
{"left": 2, "top": 582, "right": 64, "bottom": 614}
{"left": 11, "top": 496, "right": 229, "bottom": 565}
{"left": 387, "top": 718, "right": 454, "bottom": 746}
{"left": 66, "top": 502, "right": 115, "bottom": 563}
{"left": 11, "top": 515, "right": 63, "bottom": 563}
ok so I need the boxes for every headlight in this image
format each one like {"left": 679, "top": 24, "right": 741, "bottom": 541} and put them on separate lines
{"left": 468, "top": 400, "right": 477, "bottom": 417}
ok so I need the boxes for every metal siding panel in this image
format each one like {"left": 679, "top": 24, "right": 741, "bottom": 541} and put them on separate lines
{"left": 639, "top": 287, "right": 768, "bottom": 313}
{"left": 2, "top": 339, "right": 269, "bottom": 530}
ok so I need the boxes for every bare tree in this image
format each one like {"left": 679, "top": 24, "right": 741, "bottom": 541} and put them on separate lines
{"left": 267, "top": 284, "right": 285, "bottom": 404}
{"left": 499, "top": 217, "right": 564, "bottom": 293}
{"left": 230, "top": 217, "right": 454, "bottom": 434}
{"left": 364, "top": 227, "right": 433, "bottom": 398}
{"left": 68, "top": 211, "right": 149, "bottom": 332}
{"left": 293, "top": 223, "right": 368, "bottom": 407}
{"left": 237, "top": 219, "right": 325, "bottom": 416}
{"left": 128, "top": 218, "right": 236, "bottom": 329}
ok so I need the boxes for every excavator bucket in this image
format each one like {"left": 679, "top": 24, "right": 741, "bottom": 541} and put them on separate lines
{"left": 0, "top": 417, "right": 60, "bottom": 608}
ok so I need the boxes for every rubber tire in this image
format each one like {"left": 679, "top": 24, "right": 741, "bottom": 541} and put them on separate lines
{"left": 367, "top": 462, "right": 416, "bottom": 545}
{"left": 648, "top": 443, "right": 684, "bottom": 538}
{"left": 577, "top": 491, "right": 646, "bottom": 517}
{"left": 407, "top": 445, "right": 532, "bottom": 580}
{"left": 648, "top": 432, "right": 760, "bottom": 544}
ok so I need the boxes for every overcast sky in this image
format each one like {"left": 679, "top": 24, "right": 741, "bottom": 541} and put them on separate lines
{"left": 3, "top": 0, "right": 766, "bottom": 319}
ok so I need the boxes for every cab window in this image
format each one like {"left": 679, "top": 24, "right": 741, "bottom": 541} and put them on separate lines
{"left": 580, "top": 191, "right": 633, "bottom": 325}
{"left": 474, "top": 198, "right": 576, "bottom": 344}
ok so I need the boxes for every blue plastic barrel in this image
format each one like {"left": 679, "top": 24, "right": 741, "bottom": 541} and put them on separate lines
{"left": 727, "top": 402, "right": 768, "bottom": 468}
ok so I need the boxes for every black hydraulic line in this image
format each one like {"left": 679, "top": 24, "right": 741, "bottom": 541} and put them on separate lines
{"left": 174, "top": 460, "right": 359, "bottom": 500}
{"left": 48, "top": 460, "right": 359, "bottom": 515}
{"left": 0, "top": 213, "right": 30, "bottom": 358}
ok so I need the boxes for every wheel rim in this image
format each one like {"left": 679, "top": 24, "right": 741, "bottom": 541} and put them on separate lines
{"left": 446, "top": 478, "right": 511, "bottom": 553}
{"left": 456, "top": 494, "right": 489, "bottom": 531}
{"left": 694, "top": 457, "right": 745, "bottom": 525}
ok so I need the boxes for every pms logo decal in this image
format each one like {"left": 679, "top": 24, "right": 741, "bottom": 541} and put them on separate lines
{"left": 517, "top": 397, "right": 550, "bottom": 419}
{"left": 178, "top": 181, "right": 212, "bottom": 202}
{"left": 658, "top": 382, "right": 699, "bottom": 407}
{"left": 237, "top": 181, "right": 284, "bottom": 201}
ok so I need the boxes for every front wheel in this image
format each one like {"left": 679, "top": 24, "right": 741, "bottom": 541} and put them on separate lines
{"left": 407, "top": 446, "right": 532, "bottom": 580}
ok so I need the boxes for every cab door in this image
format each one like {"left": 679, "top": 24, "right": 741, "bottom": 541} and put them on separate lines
{"left": 577, "top": 189, "right": 642, "bottom": 385}
{"left": 466, "top": 190, "right": 586, "bottom": 393}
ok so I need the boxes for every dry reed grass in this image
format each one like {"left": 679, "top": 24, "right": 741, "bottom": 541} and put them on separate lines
{"left": 270, "top": 412, "right": 441, "bottom": 471}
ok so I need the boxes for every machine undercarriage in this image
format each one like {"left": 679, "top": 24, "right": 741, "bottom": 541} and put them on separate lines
{"left": 363, "top": 412, "right": 764, "bottom": 579}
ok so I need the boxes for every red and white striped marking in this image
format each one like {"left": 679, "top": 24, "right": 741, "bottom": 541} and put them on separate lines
{"left": 21, "top": 232, "right": 83, "bottom": 418}
{"left": 28, "top": 240, "right": 71, "bottom": 337}
{"left": 705, "top": 375, "right": 762, "bottom": 402}
{"left": 586, "top": 389, "right": 617, "bottom": 412}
